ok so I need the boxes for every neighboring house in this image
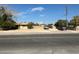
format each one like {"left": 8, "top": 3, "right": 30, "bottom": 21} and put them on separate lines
{"left": 16, "top": 23, "right": 28, "bottom": 30}
{"left": 16, "top": 23, "right": 58, "bottom": 31}
{"left": 76, "top": 26, "right": 79, "bottom": 31}
{"left": 16, "top": 23, "right": 44, "bottom": 30}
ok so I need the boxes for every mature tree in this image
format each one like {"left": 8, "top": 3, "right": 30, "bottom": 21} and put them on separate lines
{"left": 68, "top": 16, "right": 79, "bottom": 30}
{"left": 69, "top": 16, "right": 79, "bottom": 27}
{"left": 54, "top": 20, "right": 68, "bottom": 30}
{"left": 0, "top": 6, "right": 17, "bottom": 30}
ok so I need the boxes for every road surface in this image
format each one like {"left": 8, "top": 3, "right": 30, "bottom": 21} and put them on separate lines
{"left": 0, "top": 33, "right": 79, "bottom": 54}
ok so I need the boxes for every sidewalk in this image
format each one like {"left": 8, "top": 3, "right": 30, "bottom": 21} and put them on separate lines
{"left": 0, "top": 29, "right": 78, "bottom": 35}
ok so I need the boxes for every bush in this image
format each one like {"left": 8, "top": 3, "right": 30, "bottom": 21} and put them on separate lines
{"left": 67, "top": 25, "right": 76, "bottom": 30}
{"left": 27, "top": 22, "right": 33, "bottom": 29}
{"left": 0, "top": 21, "right": 18, "bottom": 30}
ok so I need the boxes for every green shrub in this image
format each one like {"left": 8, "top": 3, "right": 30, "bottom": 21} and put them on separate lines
{"left": 27, "top": 22, "right": 33, "bottom": 29}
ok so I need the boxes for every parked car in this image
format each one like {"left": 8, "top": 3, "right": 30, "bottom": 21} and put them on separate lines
{"left": 44, "top": 25, "right": 49, "bottom": 30}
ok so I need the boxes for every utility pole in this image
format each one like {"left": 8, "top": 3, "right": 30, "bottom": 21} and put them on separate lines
{"left": 65, "top": 5, "right": 68, "bottom": 29}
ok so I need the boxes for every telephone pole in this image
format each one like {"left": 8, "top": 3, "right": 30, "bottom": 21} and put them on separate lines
{"left": 65, "top": 5, "right": 68, "bottom": 28}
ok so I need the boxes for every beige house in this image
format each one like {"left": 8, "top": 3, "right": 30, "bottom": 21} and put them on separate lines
{"left": 16, "top": 23, "right": 44, "bottom": 30}
{"left": 16, "top": 23, "right": 58, "bottom": 32}
{"left": 16, "top": 23, "right": 28, "bottom": 30}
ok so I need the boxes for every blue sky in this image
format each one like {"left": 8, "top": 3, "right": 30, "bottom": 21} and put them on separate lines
{"left": 5, "top": 4, "right": 79, "bottom": 24}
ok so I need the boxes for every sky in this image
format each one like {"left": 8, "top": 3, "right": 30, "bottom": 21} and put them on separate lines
{"left": 2, "top": 4, "right": 79, "bottom": 24}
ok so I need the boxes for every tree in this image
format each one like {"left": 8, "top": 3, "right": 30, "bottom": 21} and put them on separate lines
{"left": 0, "top": 6, "right": 17, "bottom": 30}
{"left": 70, "top": 16, "right": 79, "bottom": 27}
{"left": 54, "top": 20, "right": 68, "bottom": 30}
{"left": 68, "top": 16, "right": 79, "bottom": 30}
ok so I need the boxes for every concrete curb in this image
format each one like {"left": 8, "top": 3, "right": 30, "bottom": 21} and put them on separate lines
{"left": 0, "top": 31, "right": 78, "bottom": 35}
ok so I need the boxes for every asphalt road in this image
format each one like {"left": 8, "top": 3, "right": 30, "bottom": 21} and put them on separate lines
{"left": 0, "top": 33, "right": 79, "bottom": 54}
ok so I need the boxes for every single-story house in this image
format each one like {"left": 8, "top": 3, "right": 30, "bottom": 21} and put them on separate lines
{"left": 16, "top": 23, "right": 28, "bottom": 30}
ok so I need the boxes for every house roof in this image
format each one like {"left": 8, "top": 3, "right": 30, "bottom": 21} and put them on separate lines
{"left": 16, "top": 23, "right": 28, "bottom": 26}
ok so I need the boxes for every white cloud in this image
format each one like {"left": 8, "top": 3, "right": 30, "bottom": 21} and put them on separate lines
{"left": 31, "top": 7, "right": 45, "bottom": 12}
{"left": 14, "top": 9, "right": 31, "bottom": 16}
{"left": 17, "top": 12, "right": 26, "bottom": 16}
{"left": 36, "top": 21, "right": 43, "bottom": 24}
{"left": 12, "top": 11, "right": 27, "bottom": 16}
